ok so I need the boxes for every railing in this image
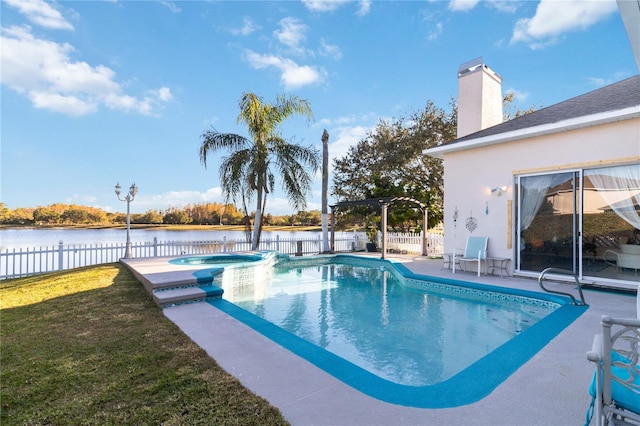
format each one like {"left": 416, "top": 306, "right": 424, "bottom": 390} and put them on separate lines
{"left": 537, "top": 267, "right": 587, "bottom": 306}
{"left": 0, "top": 232, "right": 444, "bottom": 280}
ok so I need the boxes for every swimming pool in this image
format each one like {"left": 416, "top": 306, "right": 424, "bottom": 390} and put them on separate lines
{"left": 204, "top": 254, "right": 587, "bottom": 408}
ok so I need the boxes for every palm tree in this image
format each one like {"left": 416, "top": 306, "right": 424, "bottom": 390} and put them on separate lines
{"left": 199, "top": 92, "right": 320, "bottom": 250}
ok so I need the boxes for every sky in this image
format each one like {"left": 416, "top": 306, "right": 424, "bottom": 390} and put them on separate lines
{"left": 1, "top": 0, "right": 637, "bottom": 216}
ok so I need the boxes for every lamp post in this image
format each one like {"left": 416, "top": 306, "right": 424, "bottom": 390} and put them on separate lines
{"left": 115, "top": 182, "right": 137, "bottom": 258}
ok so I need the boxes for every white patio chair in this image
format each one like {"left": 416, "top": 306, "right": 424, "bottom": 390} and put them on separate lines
{"left": 452, "top": 236, "right": 488, "bottom": 277}
{"left": 586, "top": 315, "right": 640, "bottom": 426}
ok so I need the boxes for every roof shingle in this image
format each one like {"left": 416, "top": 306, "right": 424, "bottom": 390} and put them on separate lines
{"left": 451, "top": 74, "right": 640, "bottom": 144}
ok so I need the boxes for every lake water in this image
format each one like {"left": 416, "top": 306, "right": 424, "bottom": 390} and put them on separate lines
{"left": 0, "top": 228, "right": 345, "bottom": 250}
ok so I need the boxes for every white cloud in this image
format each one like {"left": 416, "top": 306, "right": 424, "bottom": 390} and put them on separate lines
{"left": 160, "top": 1, "right": 181, "bottom": 13}
{"left": 504, "top": 87, "right": 529, "bottom": 102}
{"left": 448, "top": 0, "right": 480, "bottom": 12}
{"left": 428, "top": 22, "right": 444, "bottom": 41}
{"left": 357, "top": 0, "right": 371, "bottom": 16}
{"left": 328, "top": 125, "right": 370, "bottom": 163}
{"left": 449, "top": 0, "right": 517, "bottom": 13}
{"left": 0, "top": 25, "right": 172, "bottom": 116}
{"left": 154, "top": 87, "right": 174, "bottom": 102}
{"left": 4, "top": 0, "right": 74, "bottom": 30}
{"left": 274, "top": 17, "right": 307, "bottom": 54}
{"left": 449, "top": 0, "right": 518, "bottom": 13}
{"left": 586, "top": 76, "right": 609, "bottom": 87}
{"left": 244, "top": 50, "right": 325, "bottom": 89}
{"left": 586, "top": 72, "right": 631, "bottom": 87}
{"left": 319, "top": 38, "right": 342, "bottom": 60}
{"left": 487, "top": 1, "right": 519, "bottom": 13}
{"left": 302, "top": 0, "right": 350, "bottom": 12}
{"left": 511, "top": 0, "right": 618, "bottom": 48}
{"left": 265, "top": 197, "right": 299, "bottom": 214}
{"left": 301, "top": 0, "right": 371, "bottom": 15}
{"left": 135, "top": 187, "right": 225, "bottom": 211}
{"left": 231, "top": 17, "right": 260, "bottom": 36}
{"left": 29, "top": 91, "right": 97, "bottom": 116}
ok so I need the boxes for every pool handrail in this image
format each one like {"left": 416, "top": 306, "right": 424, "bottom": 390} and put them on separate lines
{"left": 537, "top": 267, "right": 587, "bottom": 306}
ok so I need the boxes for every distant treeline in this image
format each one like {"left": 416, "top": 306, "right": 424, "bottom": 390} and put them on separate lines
{"left": 0, "top": 202, "right": 324, "bottom": 227}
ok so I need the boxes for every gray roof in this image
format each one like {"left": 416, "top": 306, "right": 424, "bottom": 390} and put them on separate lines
{"left": 452, "top": 74, "right": 640, "bottom": 144}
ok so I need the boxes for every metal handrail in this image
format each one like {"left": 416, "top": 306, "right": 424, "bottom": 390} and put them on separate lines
{"left": 537, "top": 267, "right": 587, "bottom": 306}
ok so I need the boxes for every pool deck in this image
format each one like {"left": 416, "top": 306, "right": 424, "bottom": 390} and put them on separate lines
{"left": 122, "top": 253, "right": 637, "bottom": 425}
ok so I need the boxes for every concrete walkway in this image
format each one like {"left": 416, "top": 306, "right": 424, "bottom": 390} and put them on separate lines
{"left": 125, "top": 254, "right": 636, "bottom": 425}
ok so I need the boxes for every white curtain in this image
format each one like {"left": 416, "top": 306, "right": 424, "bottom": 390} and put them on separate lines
{"left": 519, "top": 173, "right": 569, "bottom": 231}
{"left": 587, "top": 164, "right": 640, "bottom": 230}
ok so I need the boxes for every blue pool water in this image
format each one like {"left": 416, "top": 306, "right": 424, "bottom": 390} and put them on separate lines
{"left": 203, "top": 254, "right": 587, "bottom": 407}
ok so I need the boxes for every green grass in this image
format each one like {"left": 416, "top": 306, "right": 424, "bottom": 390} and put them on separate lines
{"left": 0, "top": 264, "right": 289, "bottom": 425}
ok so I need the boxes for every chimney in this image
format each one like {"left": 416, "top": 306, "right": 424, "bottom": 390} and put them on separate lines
{"left": 457, "top": 57, "right": 503, "bottom": 138}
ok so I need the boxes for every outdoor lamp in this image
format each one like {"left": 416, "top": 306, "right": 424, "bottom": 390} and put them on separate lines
{"left": 115, "top": 182, "right": 137, "bottom": 258}
{"left": 491, "top": 186, "right": 508, "bottom": 196}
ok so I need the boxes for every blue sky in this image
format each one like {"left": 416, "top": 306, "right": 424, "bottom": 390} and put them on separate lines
{"left": 1, "top": 0, "right": 637, "bottom": 215}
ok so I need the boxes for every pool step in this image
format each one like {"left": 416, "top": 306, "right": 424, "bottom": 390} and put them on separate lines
{"left": 153, "top": 284, "right": 224, "bottom": 307}
{"left": 123, "top": 261, "right": 224, "bottom": 307}
{"left": 121, "top": 251, "right": 279, "bottom": 308}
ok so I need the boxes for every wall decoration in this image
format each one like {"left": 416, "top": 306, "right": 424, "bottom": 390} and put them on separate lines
{"left": 465, "top": 211, "right": 477, "bottom": 233}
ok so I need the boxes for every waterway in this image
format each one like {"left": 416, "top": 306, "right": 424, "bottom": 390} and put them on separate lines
{"left": 0, "top": 228, "right": 343, "bottom": 250}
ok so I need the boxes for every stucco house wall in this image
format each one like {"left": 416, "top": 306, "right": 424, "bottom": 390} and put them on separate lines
{"left": 442, "top": 117, "right": 640, "bottom": 263}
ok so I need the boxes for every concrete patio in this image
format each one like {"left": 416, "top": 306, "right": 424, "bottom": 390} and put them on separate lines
{"left": 123, "top": 253, "right": 637, "bottom": 425}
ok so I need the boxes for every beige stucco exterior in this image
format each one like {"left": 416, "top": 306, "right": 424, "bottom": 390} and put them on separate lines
{"left": 440, "top": 116, "right": 640, "bottom": 269}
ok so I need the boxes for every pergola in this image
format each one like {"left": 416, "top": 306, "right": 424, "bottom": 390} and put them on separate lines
{"left": 329, "top": 196, "right": 428, "bottom": 259}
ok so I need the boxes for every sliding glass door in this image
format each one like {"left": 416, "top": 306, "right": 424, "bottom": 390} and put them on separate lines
{"left": 517, "top": 171, "right": 578, "bottom": 273}
{"left": 516, "top": 163, "right": 640, "bottom": 283}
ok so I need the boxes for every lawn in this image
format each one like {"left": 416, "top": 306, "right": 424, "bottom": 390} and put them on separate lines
{"left": 0, "top": 264, "right": 289, "bottom": 425}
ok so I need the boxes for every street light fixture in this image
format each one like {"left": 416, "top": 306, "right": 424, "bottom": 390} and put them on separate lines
{"left": 115, "top": 182, "right": 138, "bottom": 258}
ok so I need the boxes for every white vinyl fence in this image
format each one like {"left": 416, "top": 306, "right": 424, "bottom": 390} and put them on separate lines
{"left": 0, "top": 232, "right": 444, "bottom": 280}
{"left": 386, "top": 232, "right": 444, "bottom": 256}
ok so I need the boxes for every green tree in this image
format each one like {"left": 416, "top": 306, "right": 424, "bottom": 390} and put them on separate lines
{"left": 137, "top": 209, "right": 164, "bottom": 224}
{"left": 163, "top": 208, "right": 192, "bottom": 225}
{"left": 199, "top": 92, "right": 320, "bottom": 249}
{"left": 503, "top": 92, "right": 538, "bottom": 121}
{"left": 332, "top": 101, "right": 455, "bottom": 229}
{"left": 33, "top": 207, "right": 61, "bottom": 224}
{"left": 61, "top": 208, "right": 90, "bottom": 224}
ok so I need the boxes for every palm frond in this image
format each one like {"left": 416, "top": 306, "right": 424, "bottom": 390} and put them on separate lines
{"left": 199, "top": 128, "right": 250, "bottom": 168}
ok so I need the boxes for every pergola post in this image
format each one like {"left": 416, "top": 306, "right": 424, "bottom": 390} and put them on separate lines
{"left": 422, "top": 208, "right": 429, "bottom": 256}
{"left": 330, "top": 206, "right": 336, "bottom": 253}
{"left": 381, "top": 202, "right": 388, "bottom": 259}
{"left": 331, "top": 196, "right": 427, "bottom": 258}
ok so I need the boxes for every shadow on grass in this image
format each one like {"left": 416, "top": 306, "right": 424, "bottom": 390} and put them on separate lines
{"left": 0, "top": 264, "right": 288, "bottom": 426}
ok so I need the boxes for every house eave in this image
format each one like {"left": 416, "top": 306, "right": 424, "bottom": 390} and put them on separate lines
{"left": 423, "top": 105, "right": 640, "bottom": 159}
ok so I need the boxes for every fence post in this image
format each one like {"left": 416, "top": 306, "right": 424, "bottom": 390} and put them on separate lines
{"left": 58, "top": 240, "right": 64, "bottom": 271}
{"left": 276, "top": 235, "right": 280, "bottom": 252}
{"left": 153, "top": 237, "right": 158, "bottom": 257}
{"left": 223, "top": 236, "right": 227, "bottom": 253}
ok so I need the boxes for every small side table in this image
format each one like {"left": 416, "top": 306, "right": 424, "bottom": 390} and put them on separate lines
{"left": 486, "top": 257, "right": 511, "bottom": 277}
{"left": 442, "top": 253, "right": 460, "bottom": 271}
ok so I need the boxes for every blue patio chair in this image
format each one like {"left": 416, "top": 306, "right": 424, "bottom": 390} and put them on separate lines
{"left": 452, "top": 236, "right": 488, "bottom": 277}
{"left": 586, "top": 315, "right": 640, "bottom": 426}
